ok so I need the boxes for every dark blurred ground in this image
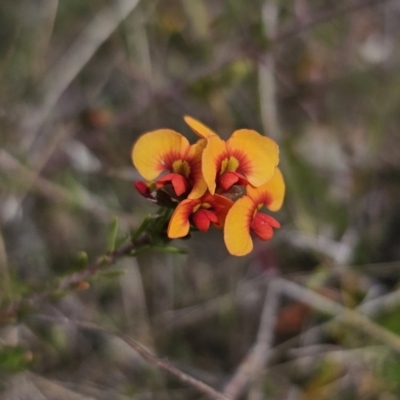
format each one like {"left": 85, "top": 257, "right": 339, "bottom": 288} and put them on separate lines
{"left": 1, "top": 0, "right": 400, "bottom": 399}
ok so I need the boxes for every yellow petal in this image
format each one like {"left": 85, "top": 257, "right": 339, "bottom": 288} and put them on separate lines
{"left": 227, "top": 130, "right": 279, "bottom": 187}
{"left": 246, "top": 168, "right": 285, "bottom": 211}
{"left": 168, "top": 199, "right": 199, "bottom": 239}
{"left": 187, "top": 139, "right": 208, "bottom": 199}
{"left": 224, "top": 196, "right": 255, "bottom": 256}
{"left": 184, "top": 115, "right": 217, "bottom": 139}
{"left": 202, "top": 135, "right": 227, "bottom": 194}
{"left": 132, "top": 129, "right": 190, "bottom": 180}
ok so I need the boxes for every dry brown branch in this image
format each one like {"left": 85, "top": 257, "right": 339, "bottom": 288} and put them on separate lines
{"left": 223, "top": 277, "right": 281, "bottom": 400}
{"left": 32, "top": 316, "right": 231, "bottom": 400}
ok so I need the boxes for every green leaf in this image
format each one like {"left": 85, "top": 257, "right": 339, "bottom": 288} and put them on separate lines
{"left": 152, "top": 245, "right": 187, "bottom": 254}
{"left": 96, "top": 269, "right": 126, "bottom": 279}
{"left": 107, "top": 216, "right": 119, "bottom": 252}
{"left": 130, "top": 245, "right": 151, "bottom": 257}
{"left": 115, "top": 233, "right": 130, "bottom": 249}
{"left": 131, "top": 214, "right": 153, "bottom": 242}
{"left": 151, "top": 209, "right": 172, "bottom": 238}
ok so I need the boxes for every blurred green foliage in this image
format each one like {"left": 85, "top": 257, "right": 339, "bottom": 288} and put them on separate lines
{"left": 0, "top": 346, "right": 32, "bottom": 373}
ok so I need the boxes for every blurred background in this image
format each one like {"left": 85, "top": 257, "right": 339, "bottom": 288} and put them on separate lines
{"left": 1, "top": 0, "right": 400, "bottom": 399}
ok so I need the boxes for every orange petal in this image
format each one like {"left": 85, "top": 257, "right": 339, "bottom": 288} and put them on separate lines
{"left": 132, "top": 129, "right": 190, "bottom": 180}
{"left": 187, "top": 139, "right": 208, "bottom": 199}
{"left": 224, "top": 196, "right": 256, "bottom": 256}
{"left": 168, "top": 199, "right": 200, "bottom": 239}
{"left": 227, "top": 129, "right": 279, "bottom": 187}
{"left": 246, "top": 168, "right": 285, "bottom": 211}
{"left": 202, "top": 135, "right": 227, "bottom": 194}
{"left": 184, "top": 115, "right": 217, "bottom": 139}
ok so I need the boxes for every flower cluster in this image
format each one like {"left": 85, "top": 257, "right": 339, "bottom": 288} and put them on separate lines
{"left": 131, "top": 116, "right": 285, "bottom": 256}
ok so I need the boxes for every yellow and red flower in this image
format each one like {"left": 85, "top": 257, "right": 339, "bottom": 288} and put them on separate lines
{"left": 132, "top": 129, "right": 207, "bottom": 199}
{"left": 131, "top": 116, "right": 285, "bottom": 257}
{"left": 168, "top": 192, "right": 233, "bottom": 238}
{"left": 185, "top": 116, "right": 280, "bottom": 195}
{"left": 224, "top": 168, "right": 285, "bottom": 256}
{"left": 202, "top": 130, "right": 279, "bottom": 194}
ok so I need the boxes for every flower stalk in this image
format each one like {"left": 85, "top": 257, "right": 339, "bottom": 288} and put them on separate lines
{"left": 0, "top": 210, "right": 176, "bottom": 325}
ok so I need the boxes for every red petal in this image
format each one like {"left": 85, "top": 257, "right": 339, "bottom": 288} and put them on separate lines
{"left": 171, "top": 174, "right": 189, "bottom": 196}
{"left": 156, "top": 173, "right": 189, "bottom": 196}
{"left": 218, "top": 172, "right": 239, "bottom": 192}
{"left": 156, "top": 173, "right": 175, "bottom": 187}
{"left": 250, "top": 213, "right": 280, "bottom": 241}
{"left": 192, "top": 209, "right": 218, "bottom": 232}
{"left": 135, "top": 181, "right": 151, "bottom": 197}
{"left": 202, "top": 209, "right": 219, "bottom": 224}
{"left": 218, "top": 172, "right": 248, "bottom": 193}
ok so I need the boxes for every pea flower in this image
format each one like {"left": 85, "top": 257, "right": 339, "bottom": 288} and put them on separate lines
{"left": 131, "top": 116, "right": 285, "bottom": 257}
{"left": 132, "top": 129, "right": 207, "bottom": 199}
{"left": 183, "top": 116, "right": 279, "bottom": 194}
{"left": 168, "top": 193, "right": 233, "bottom": 238}
{"left": 224, "top": 168, "right": 285, "bottom": 256}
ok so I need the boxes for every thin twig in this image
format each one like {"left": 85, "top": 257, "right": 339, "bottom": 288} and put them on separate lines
{"left": 152, "top": 276, "right": 266, "bottom": 333}
{"left": 223, "top": 277, "right": 281, "bottom": 400}
{"left": 258, "top": 0, "right": 281, "bottom": 142}
{"left": 0, "top": 149, "right": 137, "bottom": 227}
{"left": 223, "top": 276, "right": 400, "bottom": 399}
{"left": 18, "top": 0, "right": 392, "bottom": 143}
{"left": 32, "top": 315, "right": 231, "bottom": 400}
{"left": 267, "top": 285, "right": 400, "bottom": 365}
{"left": 117, "top": 0, "right": 393, "bottom": 128}
{"left": 0, "top": 230, "right": 11, "bottom": 304}
{"left": 276, "top": 278, "right": 400, "bottom": 354}
{"left": 22, "top": 0, "right": 142, "bottom": 141}
{"left": 0, "top": 237, "right": 147, "bottom": 324}
{"left": 274, "top": 0, "right": 394, "bottom": 43}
